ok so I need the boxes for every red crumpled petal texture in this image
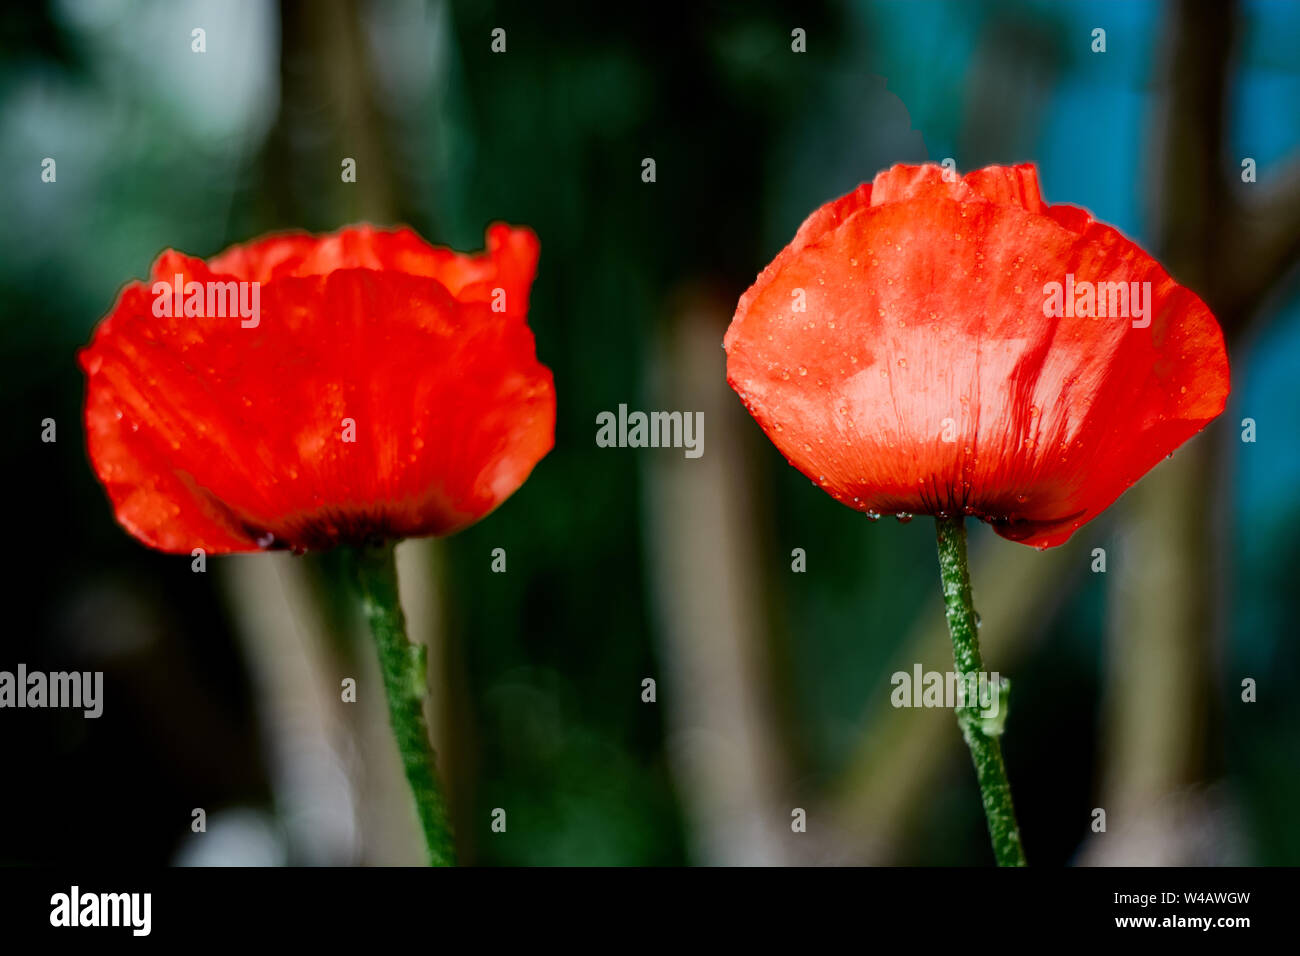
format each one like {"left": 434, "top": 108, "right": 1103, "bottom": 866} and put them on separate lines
{"left": 724, "top": 163, "right": 1230, "bottom": 548}
{"left": 80, "top": 224, "right": 555, "bottom": 554}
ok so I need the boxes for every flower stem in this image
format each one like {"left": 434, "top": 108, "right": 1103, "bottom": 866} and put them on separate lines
{"left": 343, "top": 541, "right": 456, "bottom": 866}
{"left": 933, "top": 516, "right": 1027, "bottom": 866}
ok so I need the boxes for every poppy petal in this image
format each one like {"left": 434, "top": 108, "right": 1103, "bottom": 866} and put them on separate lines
{"left": 725, "top": 164, "right": 1229, "bottom": 548}
{"left": 82, "top": 226, "right": 554, "bottom": 553}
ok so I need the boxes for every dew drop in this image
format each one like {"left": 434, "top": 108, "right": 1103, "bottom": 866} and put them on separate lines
{"left": 865, "top": 510, "right": 881, "bottom": 522}
{"left": 255, "top": 531, "right": 276, "bottom": 549}
{"left": 895, "top": 512, "right": 913, "bottom": 524}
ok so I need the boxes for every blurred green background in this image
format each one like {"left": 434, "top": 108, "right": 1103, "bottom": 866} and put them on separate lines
{"left": 1, "top": 0, "right": 1298, "bottom": 865}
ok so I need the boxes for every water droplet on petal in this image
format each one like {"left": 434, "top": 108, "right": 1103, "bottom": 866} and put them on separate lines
{"left": 895, "top": 512, "right": 913, "bottom": 524}
{"left": 865, "top": 510, "right": 880, "bottom": 522}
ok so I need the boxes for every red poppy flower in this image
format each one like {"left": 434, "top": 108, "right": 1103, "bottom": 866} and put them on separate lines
{"left": 80, "top": 223, "right": 555, "bottom": 554}
{"left": 724, "top": 163, "right": 1229, "bottom": 547}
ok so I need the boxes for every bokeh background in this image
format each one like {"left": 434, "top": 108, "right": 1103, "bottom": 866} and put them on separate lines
{"left": 2, "top": 0, "right": 1298, "bottom": 866}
